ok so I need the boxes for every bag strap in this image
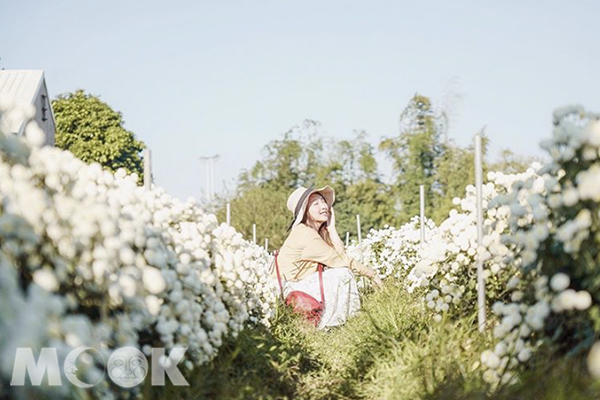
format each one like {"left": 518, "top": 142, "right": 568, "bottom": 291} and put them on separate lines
{"left": 274, "top": 251, "right": 325, "bottom": 305}
{"left": 274, "top": 250, "right": 285, "bottom": 301}
{"left": 317, "top": 263, "right": 325, "bottom": 304}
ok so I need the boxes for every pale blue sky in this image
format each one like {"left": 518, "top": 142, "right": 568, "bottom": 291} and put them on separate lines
{"left": 2, "top": 1, "right": 599, "bottom": 202}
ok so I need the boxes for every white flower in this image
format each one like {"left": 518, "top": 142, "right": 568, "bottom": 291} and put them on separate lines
{"left": 507, "top": 276, "right": 520, "bottom": 290}
{"left": 562, "top": 187, "right": 579, "bottom": 207}
{"left": 517, "top": 348, "right": 531, "bottom": 362}
{"left": 588, "top": 342, "right": 600, "bottom": 378}
{"left": 32, "top": 269, "right": 59, "bottom": 291}
{"left": 583, "top": 120, "right": 600, "bottom": 147}
{"left": 481, "top": 350, "right": 501, "bottom": 369}
{"left": 550, "top": 273, "right": 570, "bottom": 292}
{"left": 143, "top": 267, "right": 167, "bottom": 294}
{"left": 494, "top": 341, "right": 507, "bottom": 357}
{"left": 145, "top": 295, "right": 161, "bottom": 316}
{"left": 576, "top": 163, "right": 600, "bottom": 201}
{"left": 574, "top": 291, "right": 592, "bottom": 310}
{"left": 575, "top": 209, "right": 592, "bottom": 229}
{"left": 511, "top": 291, "right": 524, "bottom": 302}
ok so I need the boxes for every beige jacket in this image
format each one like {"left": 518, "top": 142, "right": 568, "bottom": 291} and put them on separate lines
{"left": 270, "top": 223, "right": 371, "bottom": 282}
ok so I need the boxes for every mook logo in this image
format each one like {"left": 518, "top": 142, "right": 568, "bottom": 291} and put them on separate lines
{"left": 10, "top": 346, "right": 189, "bottom": 388}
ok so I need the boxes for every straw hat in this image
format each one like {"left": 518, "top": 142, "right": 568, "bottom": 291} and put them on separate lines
{"left": 286, "top": 185, "right": 335, "bottom": 231}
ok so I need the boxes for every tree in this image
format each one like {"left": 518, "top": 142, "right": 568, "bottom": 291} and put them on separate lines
{"left": 380, "top": 94, "right": 443, "bottom": 223}
{"left": 490, "top": 148, "right": 542, "bottom": 174}
{"left": 52, "top": 90, "right": 146, "bottom": 183}
{"left": 432, "top": 135, "right": 488, "bottom": 222}
{"left": 219, "top": 100, "right": 540, "bottom": 248}
{"left": 217, "top": 122, "right": 397, "bottom": 250}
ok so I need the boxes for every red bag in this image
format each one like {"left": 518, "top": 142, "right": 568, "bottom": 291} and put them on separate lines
{"left": 274, "top": 251, "right": 325, "bottom": 327}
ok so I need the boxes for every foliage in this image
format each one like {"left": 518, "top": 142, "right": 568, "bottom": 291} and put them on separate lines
{"left": 52, "top": 90, "right": 146, "bottom": 184}
{"left": 380, "top": 94, "right": 443, "bottom": 224}
{"left": 218, "top": 94, "right": 535, "bottom": 250}
{"left": 475, "top": 106, "right": 600, "bottom": 385}
{"left": 217, "top": 122, "right": 398, "bottom": 250}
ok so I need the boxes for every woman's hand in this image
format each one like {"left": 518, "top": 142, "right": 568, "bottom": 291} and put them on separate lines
{"left": 372, "top": 275, "right": 384, "bottom": 289}
{"left": 366, "top": 267, "right": 383, "bottom": 289}
{"left": 328, "top": 206, "right": 336, "bottom": 230}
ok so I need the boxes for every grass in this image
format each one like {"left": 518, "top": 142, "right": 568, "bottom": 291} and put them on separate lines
{"left": 141, "top": 280, "right": 600, "bottom": 400}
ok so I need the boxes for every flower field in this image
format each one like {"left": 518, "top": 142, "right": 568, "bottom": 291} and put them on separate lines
{"left": 1, "top": 101, "right": 600, "bottom": 400}
{"left": 0, "top": 103, "right": 278, "bottom": 399}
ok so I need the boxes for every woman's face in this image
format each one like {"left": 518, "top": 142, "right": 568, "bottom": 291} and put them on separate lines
{"left": 305, "top": 193, "right": 329, "bottom": 224}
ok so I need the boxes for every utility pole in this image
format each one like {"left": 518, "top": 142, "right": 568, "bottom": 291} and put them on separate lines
{"left": 199, "top": 156, "right": 210, "bottom": 201}
{"left": 199, "top": 154, "right": 219, "bottom": 202}
{"left": 209, "top": 154, "right": 219, "bottom": 201}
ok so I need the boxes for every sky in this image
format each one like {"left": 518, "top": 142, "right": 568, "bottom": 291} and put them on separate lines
{"left": 1, "top": 0, "right": 599, "bottom": 202}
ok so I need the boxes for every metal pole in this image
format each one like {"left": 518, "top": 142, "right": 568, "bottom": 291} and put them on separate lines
{"left": 210, "top": 154, "right": 219, "bottom": 201}
{"left": 208, "top": 159, "right": 214, "bottom": 201}
{"left": 226, "top": 203, "right": 231, "bottom": 226}
{"left": 143, "top": 148, "right": 152, "bottom": 189}
{"left": 265, "top": 238, "right": 269, "bottom": 251}
{"left": 475, "top": 133, "right": 486, "bottom": 332}
{"left": 345, "top": 232, "right": 349, "bottom": 247}
{"left": 252, "top": 224, "right": 256, "bottom": 245}
{"left": 419, "top": 184, "right": 425, "bottom": 248}
{"left": 356, "top": 214, "right": 365, "bottom": 287}
{"left": 356, "top": 215, "right": 363, "bottom": 262}
{"left": 199, "top": 157, "right": 210, "bottom": 202}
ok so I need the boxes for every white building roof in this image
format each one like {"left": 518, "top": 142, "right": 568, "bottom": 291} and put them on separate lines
{"left": 0, "top": 70, "right": 45, "bottom": 106}
{"left": 0, "top": 69, "right": 55, "bottom": 140}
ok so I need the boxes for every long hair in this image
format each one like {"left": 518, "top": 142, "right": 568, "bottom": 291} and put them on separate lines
{"left": 301, "top": 196, "right": 334, "bottom": 248}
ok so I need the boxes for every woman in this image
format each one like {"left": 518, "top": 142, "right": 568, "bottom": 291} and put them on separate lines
{"left": 271, "top": 185, "right": 383, "bottom": 330}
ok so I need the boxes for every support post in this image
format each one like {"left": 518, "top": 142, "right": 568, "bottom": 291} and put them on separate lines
{"left": 143, "top": 148, "right": 152, "bottom": 190}
{"left": 475, "top": 133, "right": 486, "bottom": 332}
{"left": 419, "top": 184, "right": 425, "bottom": 248}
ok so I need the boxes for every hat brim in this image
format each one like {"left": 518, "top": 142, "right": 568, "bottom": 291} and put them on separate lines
{"left": 290, "top": 185, "right": 335, "bottom": 230}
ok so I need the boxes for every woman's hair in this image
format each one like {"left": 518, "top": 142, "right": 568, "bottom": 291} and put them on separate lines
{"left": 301, "top": 193, "right": 334, "bottom": 248}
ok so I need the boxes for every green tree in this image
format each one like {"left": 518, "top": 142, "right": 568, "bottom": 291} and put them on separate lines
{"left": 52, "top": 90, "right": 146, "bottom": 183}
{"left": 219, "top": 102, "right": 540, "bottom": 248}
{"left": 217, "top": 121, "right": 327, "bottom": 250}
{"left": 217, "top": 123, "right": 397, "bottom": 250}
{"left": 490, "top": 148, "right": 543, "bottom": 174}
{"left": 380, "top": 94, "right": 443, "bottom": 223}
{"left": 330, "top": 131, "right": 400, "bottom": 241}
{"left": 432, "top": 134, "right": 488, "bottom": 222}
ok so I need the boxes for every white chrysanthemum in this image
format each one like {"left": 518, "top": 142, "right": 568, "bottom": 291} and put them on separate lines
{"left": 550, "top": 273, "right": 570, "bottom": 292}
{"left": 588, "top": 342, "right": 600, "bottom": 378}
{"left": 32, "top": 269, "right": 59, "bottom": 291}
{"left": 583, "top": 120, "right": 600, "bottom": 147}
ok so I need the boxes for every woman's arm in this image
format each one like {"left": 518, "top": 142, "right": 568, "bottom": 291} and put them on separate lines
{"left": 327, "top": 208, "right": 383, "bottom": 288}
{"left": 326, "top": 207, "right": 345, "bottom": 254}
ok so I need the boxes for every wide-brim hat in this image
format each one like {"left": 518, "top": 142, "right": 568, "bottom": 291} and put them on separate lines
{"left": 286, "top": 185, "right": 335, "bottom": 231}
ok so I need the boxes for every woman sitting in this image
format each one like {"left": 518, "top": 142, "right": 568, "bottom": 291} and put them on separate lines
{"left": 270, "top": 185, "right": 382, "bottom": 330}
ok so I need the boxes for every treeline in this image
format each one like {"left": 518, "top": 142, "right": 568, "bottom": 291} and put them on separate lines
{"left": 216, "top": 94, "right": 537, "bottom": 250}
{"left": 49, "top": 90, "right": 535, "bottom": 251}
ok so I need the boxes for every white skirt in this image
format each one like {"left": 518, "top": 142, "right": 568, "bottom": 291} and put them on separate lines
{"left": 283, "top": 267, "right": 361, "bottom": 330}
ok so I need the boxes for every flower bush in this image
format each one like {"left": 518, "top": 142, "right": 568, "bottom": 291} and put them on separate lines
{"left": 343, "top": 105, "right": 600, "bottom": 386}
{"left": 478, "top": 106, "right": 600, "bottom": 385}
{"left": 0, "top": 102, "right": 277, "bottom": 399}
{"left": 347, "top": 215, "right": 437, "bottom": 280}
{"left": 405, "top": 165, "right": 546, "bottom": 321}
